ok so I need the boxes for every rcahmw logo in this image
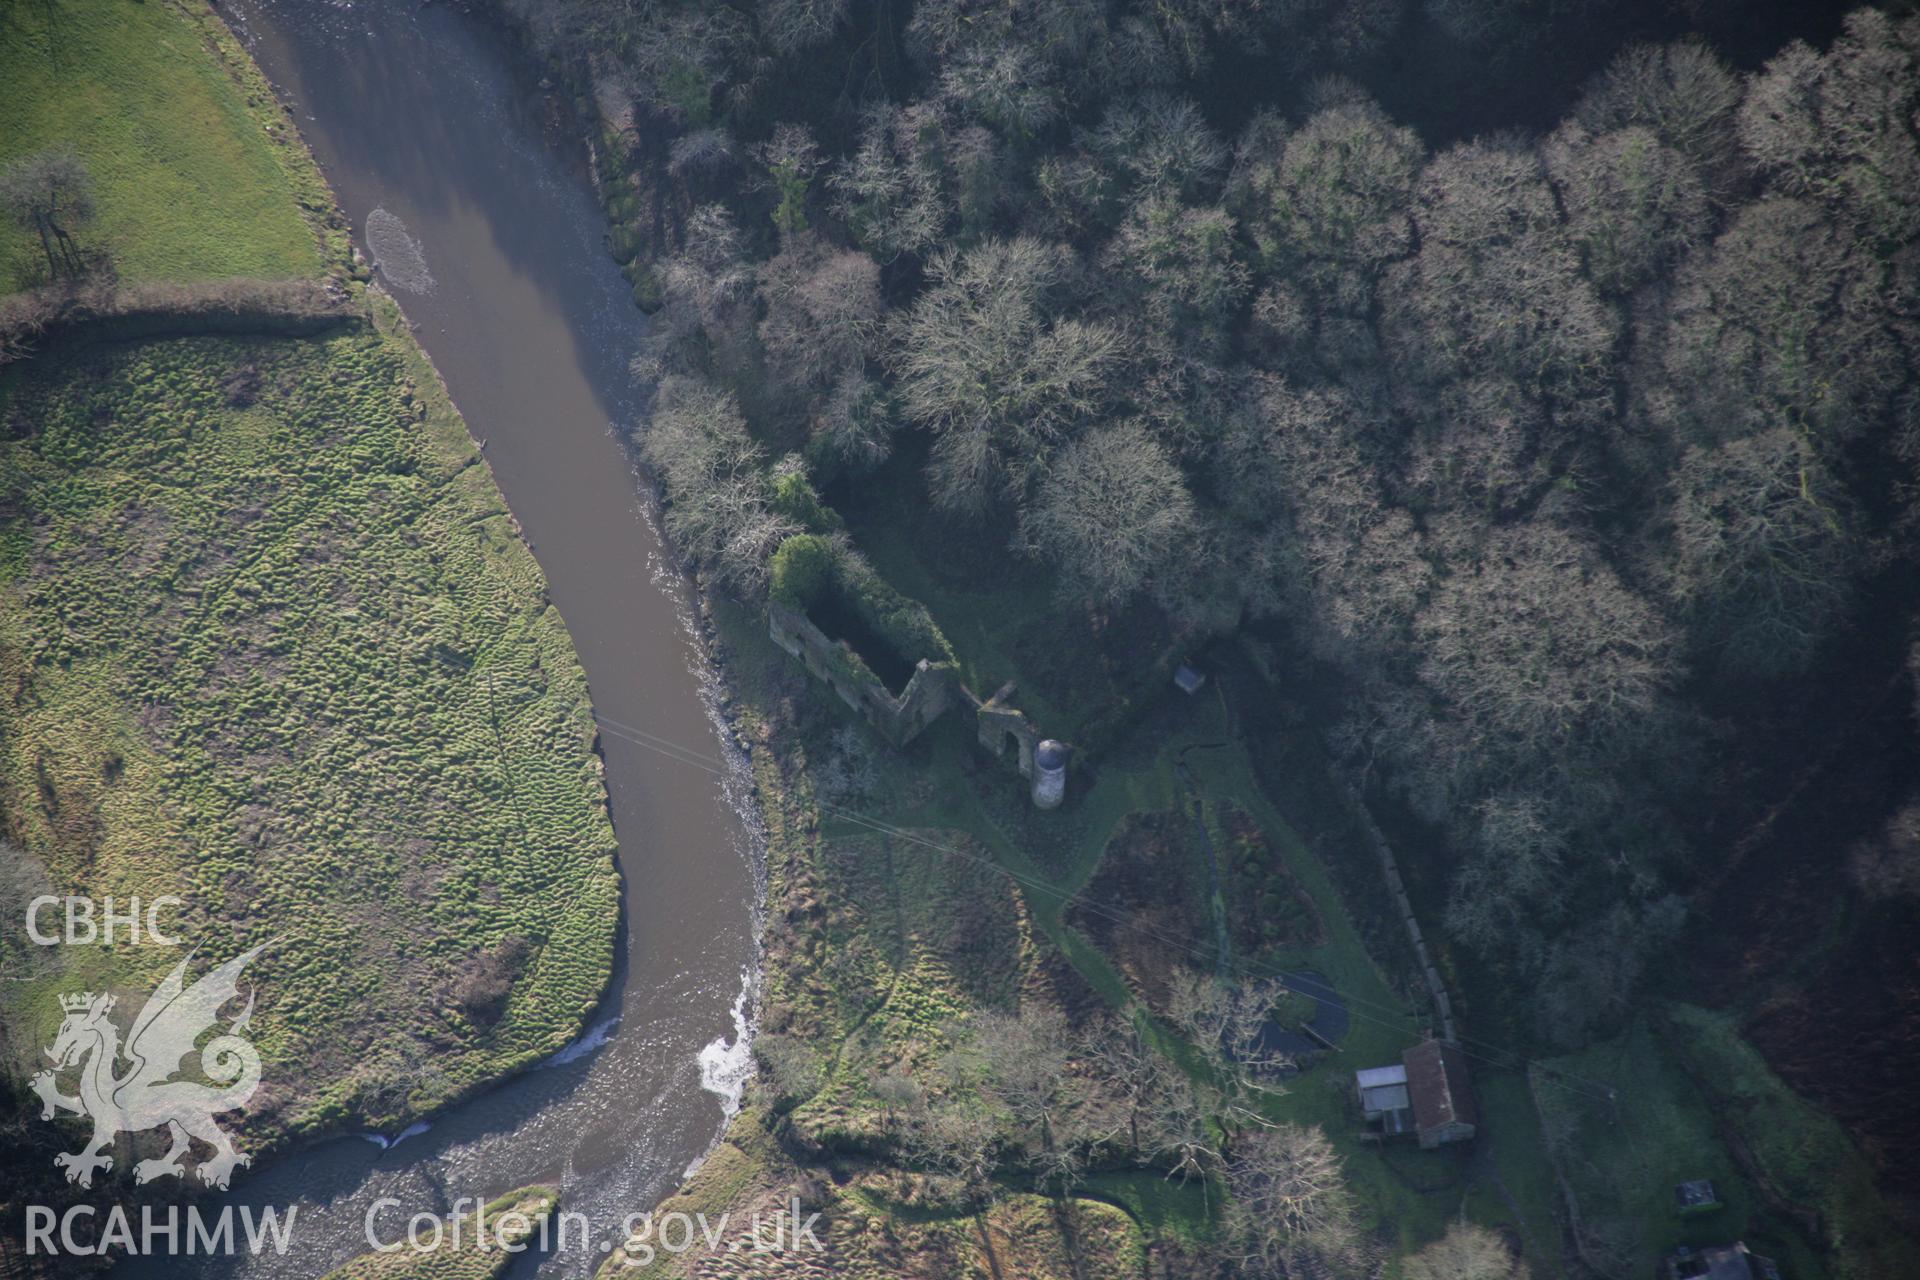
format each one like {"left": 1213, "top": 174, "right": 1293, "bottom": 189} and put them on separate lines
{"left": 25, "top": 1204, "right": 297, "bottom": 1258}
{"left": 33, "top": 944, "right": 267, "bottom": 1191}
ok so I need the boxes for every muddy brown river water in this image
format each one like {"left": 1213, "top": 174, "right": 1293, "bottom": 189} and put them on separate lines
{"left": 126, "top": 2, "right": 763, "bottom": 1274}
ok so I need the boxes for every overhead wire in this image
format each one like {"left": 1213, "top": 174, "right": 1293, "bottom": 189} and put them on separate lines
{"left": 587, "top": 710, "right": 1622, "bottom": 1105}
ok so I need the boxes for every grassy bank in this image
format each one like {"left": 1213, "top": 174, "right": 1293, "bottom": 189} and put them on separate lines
{"left": 0, "top": 313, "right": 619, "bottom": 1133}
{"left": 0, "top": 0, "right": 618, "bottom": 1200}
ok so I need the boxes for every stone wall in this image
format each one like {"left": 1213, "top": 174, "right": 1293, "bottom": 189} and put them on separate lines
{"left": 976, "top": 701, "right": 1039, "bottom": 779}
{"left": 768, "top": 599, "right": 960, "bottom": 748}
{"left": 1343, "top": 776, "right": 1457, "bottom": 1043}
{"left": 770, "top": 602, "right": 1073, "bottom": 810}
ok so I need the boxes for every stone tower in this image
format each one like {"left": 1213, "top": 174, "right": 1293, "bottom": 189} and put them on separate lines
{"left": 1031, "top": 739, "right": 1067, "bottom": 809}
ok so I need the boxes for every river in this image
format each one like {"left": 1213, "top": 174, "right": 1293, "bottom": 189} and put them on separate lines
{"left": 129, "top": 1, "right": 763, "bottom": 1274}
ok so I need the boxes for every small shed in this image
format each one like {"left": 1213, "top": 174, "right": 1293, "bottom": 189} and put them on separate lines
{"left": 1173, "top": 663, "right": 1206, "bottom": 694}
{"left": 1355, "top": 1064, "right": 1414, "bottom": 1138}
{"left": 1403, "top": 1038, "right": 1477, "bottom": 1148}
{"left": 1676, "top": 1179, "right": 1725, "bottom": 1217}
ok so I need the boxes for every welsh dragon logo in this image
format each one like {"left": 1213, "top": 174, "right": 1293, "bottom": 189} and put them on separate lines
{"left": 32, "top": 945, "right": 266, "bottom": 1190}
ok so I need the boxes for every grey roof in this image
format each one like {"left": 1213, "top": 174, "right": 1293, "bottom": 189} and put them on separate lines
{"left": 1676, "top": 1179, "right": 1722, "bottom": 1210}
{"left": 1357, "top": 1063, "right": 1412, "bottom": 1121}
{"left": 1035, "top": 739, "right": 1067, "bottom": 771}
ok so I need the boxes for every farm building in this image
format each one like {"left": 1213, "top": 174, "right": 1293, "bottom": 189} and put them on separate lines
{"left": 1404, "top": 1038, "right": 1477, "bottom": 1147}
{"left": 1355, "top": 1038, "right": 1477, "bottom": 1148}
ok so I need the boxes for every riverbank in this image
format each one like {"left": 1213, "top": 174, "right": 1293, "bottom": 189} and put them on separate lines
{"left": 172, "top": 3, "right": 765, "bottom": 1271}
{"left": 1, "top": 0, "right": 622, "bottom": 1251}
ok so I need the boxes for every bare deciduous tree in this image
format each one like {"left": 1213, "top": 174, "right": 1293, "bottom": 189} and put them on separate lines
{"left": 1404, "top": 1222, "right": 1530, "bottom": 1280}
{"left": 1384, "top": 140, "right": 1616, "bottom": 412}
{"left": 1665, "top": 426, "right": 1852, "bottom": 677}
{"left": 1444, "top": 791, "right": 1570, "bottom": 954}
{"left": 1230, "top": 99, "right": 1420, "bottom": 314}
{"left": 1737, "top": 10, "right": 1920, "bottom": 242}
{"left": 954, "top": 1006, "right": 1093, "bottom": 1188}
{"left": 754, "top": 1033, "right": 822, "bottom": 1111}
{"left": 1086, "top": 95, "right": 1227, "bottom": 203}
{"left": 830, "top": 102, "right": 951, "bottom": 261}
{"left": 659, "top": 203, "right": 755, "bottom": 334}
{"left": 1101, "top": 197, "right": 1249, "bottom": 357}
{"left": 1576, "top": 38, "right": 1745, "bottom": 197}
{"left": 0, "top": 148, "right": 96, "bottom": 281}
{"left": 868, "top": 1068, "right": 923, "bottom": 1132}
{"left": 890, "top": 237, "right": 1118, "bottom": 512}
{"left": 807, "top": 368, "right": 896, "bottom": 476}
{"left": 1544, "top": 123, "right": 1710, "bottom": 295}
{"left": 1848, "top": 803, "right": 1920, "bottom": 902}
{"left": 1077, "top": 1013, "right": 1176, "bottom": 1162}
{"left": 1220, "top": 1123, "right": 1366, "bottom": 1278}
{"left": 757, "top": 0, "right": 847, "bottom": 54}
{"left": 1020, "top": 420, "right": 1197, "bottom": 606}
{"left": 758, "top": 233, "right": 882, "bottom": 396}
{"left": 641, "top": 376, "right": 796, "bottom": 593}
{"left": 1165, "top": 969, "right": 1291, "bottom": 1141}
{"left": 1413, "top": 520, "right": 1677, "bottom": 761}
{"left": 898, "top": 1094, "right": 1003, "bottom": 1205}
{"left": 1658, "top": 198, "right": 1902, "bottom": 443}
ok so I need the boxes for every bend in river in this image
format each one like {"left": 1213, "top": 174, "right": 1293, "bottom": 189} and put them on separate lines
{"left": 128, "top": 1, "right": 762, "bottom": 1274}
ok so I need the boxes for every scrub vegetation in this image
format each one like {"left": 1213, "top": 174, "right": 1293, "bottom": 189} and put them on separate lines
{"left": 0, "top": 0, "right": 617, "bottom": 1234}
{"left": 0, "top": 321, "right": 619, "bottom": 1132}
{"left": 501, "top": 0, "right": 1919, "bottom": 1274}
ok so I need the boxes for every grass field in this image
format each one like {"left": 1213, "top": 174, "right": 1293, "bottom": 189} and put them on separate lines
{"left": 1664, "top": 1005, "right": 1910, "bottom": 1280}
{"left": 603, "top": 1106, "right": 1148, "bottom": 1280}
{"left": 1533, "top": 1018, "right": 1777, "bottom": 1274}
{"left": 0, "top": 312, "right": 620, "bottom": 1134}
{"left": 1523, "top": 1005, "right": 1920, "bottom": 1280}
{"left": 0, "top": 0, "right": 621, "bottom": 1184}
{"left": 0, "top": 0, "right": 332, "bottom": 290}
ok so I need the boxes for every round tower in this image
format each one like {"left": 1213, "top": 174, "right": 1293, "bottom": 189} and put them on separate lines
{"left": 1031, "top": 739, "right": 1067, "bottom": 809}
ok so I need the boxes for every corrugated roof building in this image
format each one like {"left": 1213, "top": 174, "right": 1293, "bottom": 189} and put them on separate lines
{"left": 1355, "top": 1064, "right": 1414, "bottom": 1138}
